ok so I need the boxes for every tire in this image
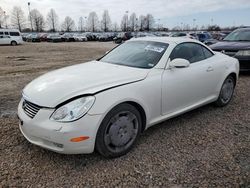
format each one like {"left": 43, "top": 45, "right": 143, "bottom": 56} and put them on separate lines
{"left": 11, "top": 41, "right": 17, "bottom": 46}
{"left": 96, "top": 103, "right": 142, "bottom": 158}
{"left": 214, "top": 75, "right": 235, "bottom": 107}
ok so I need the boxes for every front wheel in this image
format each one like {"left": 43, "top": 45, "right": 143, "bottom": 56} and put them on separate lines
{"left": 214, "top": 75, "right": 235, "bottom": 107}
{"left": 96, "top": 103, "right": 142, "bottom": 158}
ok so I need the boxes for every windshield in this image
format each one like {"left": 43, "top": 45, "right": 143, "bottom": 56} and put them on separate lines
{"left": 100, "top": 41, "right": 169, "bottom": 69}
{"left": 223, "top": 30, "right": 250, "bottom": 41}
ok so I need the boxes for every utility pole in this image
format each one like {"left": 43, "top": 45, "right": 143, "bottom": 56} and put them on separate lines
{"left": 28, "top": 2, "right": 33, "bottom": 32}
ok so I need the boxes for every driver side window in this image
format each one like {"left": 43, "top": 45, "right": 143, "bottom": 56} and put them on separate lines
{"left": 170, "top": 42, "right": 212, "bottom": 63}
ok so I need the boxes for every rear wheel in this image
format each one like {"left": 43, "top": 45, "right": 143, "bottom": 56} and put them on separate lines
{"left": 215, "top": 75, "right": 235, "bottom": 107}
{"left": 11, "top": 41, "right": 17, "bottom": 46}
{"left": 96, "top": 103, "right": 142, "bottom": 158}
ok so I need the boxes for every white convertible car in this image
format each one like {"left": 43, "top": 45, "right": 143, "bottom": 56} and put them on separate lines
{"left": 18, "top": 37, "right": 239, "bottom": 157}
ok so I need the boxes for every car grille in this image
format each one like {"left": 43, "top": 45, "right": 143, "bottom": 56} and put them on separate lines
{"left": 214, "top": 49, "right": 238, "bottom": 57}
{"left": 22, "top": 100, "right": 41, "bottom": 118}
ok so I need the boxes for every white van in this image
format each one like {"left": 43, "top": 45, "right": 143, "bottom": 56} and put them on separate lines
{"left": 0, "top": 29, "right": 23, "bottom": 45}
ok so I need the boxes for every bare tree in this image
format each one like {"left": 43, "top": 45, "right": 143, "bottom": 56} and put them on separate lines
{"left": 113, "top": 22, "right": 119, "bottom": 32}
{"left": 30, "top": 9, "right": 45, "bottom": 32}
{"left": 139, "top": 15, "right": 146, "bottom": 31}
{"left": 46, "top": 9, "right": 58, "bottom": 32}
{"left": 61, "top": 16, "right": 75, "bottom": 32}
{"left": 101, "top": 10, "right": 111, "bottom": 32}
{"left": 129, "top": 13, "right": 137, "bottom": 31}
{"left": 0, "top": 7, "right": 4, "bottom": 28}
{"left": 78, "top": 16, "right": 85, "bottom": 32}
{"left": 0, "top": 8, "right": 9, "bottom": 29}
{"left": 145, "top": 14, "right": 154, "bottom": 31}
{"left": 87, "top": 12, "right": 99, "bottom": 32}
{"left": 120, "top": 14, "right": 129, "bottom": 32}
{"left": 11, "top": 6, "right": 25, "bottom": 31}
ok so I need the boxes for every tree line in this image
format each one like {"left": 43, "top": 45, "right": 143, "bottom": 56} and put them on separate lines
{"left": 0, "top": 6, "right": 155, "bottom": 32}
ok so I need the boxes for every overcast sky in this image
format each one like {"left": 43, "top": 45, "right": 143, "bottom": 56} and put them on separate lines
{"left": 1, "top": 0, "right": 250, "bottom": 28}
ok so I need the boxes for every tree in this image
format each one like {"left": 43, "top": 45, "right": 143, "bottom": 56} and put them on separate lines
{"left": 11, "top": 6, "right": 25, "bottom": 31}
{"left": 144, "top": 14, "right": 154, "bottom": 31}
{"left": 0, "top": 7, "right": 9, "bottom": 29}
{"left": 78, "top": 16, "right": 85, "bottom": 32}
{"left": 120, "top": 14, "right": 129, "bottom": 31}
{"left": 87, "top": 12, "right": 99, "bottom": 32}
{"left": 208, "top": 25, "right": 221, "bottom": 31}
{"left": 129, "top": 13, "right": 137, "bottom": 31}
{"left": 61, "top": 16, "right": 75, "bottom": 32}
{"left": 101, "top": 10, "right": 111, "bottom": 32}
{"left": 30, "top": 9, "right": 45, "bottom": 32}
{"left": 138, "top": 15, "right": 146, "bottom": 31}
{"left": 113, "top": 22, "right": 119, "bottom": 32}
{"left": 46, "top": 9, "right": 58, "bottom": 32}
{"left": 0, "top": 7, "right": 4, "bottom": 28}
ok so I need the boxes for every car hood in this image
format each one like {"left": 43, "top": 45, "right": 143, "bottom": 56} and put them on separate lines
{"left": 23, "top": 61, "right": 149, "bottom": 107}
{"left": 210, "top": 41, "right": 250, "bottom": 50}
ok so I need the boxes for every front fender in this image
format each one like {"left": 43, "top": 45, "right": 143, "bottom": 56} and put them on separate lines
{"left": 88, "top": 69, "right": 163, "bottom": 129}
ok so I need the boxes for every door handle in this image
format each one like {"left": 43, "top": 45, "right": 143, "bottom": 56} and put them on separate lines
{"left": 207, "top": 66, "right": 214, "bottom": 72}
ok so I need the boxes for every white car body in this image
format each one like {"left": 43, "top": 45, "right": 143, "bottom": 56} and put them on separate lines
{"left": 0, "top": 29, "right": 23, "bottom": 45}
{"left": 18, "top": 37, "right": 239, "bottom": 154}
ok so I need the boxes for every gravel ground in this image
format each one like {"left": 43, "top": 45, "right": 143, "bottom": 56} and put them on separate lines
{"left": 0, "top": 42, "right": 250, "bottom": 187}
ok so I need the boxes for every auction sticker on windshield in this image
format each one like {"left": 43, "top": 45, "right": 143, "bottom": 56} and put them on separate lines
{"left": 145, "top": 45, "right": 165, "bottom": 53}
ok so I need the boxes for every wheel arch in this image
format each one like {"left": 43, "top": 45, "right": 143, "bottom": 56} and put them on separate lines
{"left": 11, "top": 40, "right": 17, "bottom": 45}
{"left": 228, "top": 72, "right": 237, "bottom": 86}
{"left": 124, "top": 101, "right": 147, "bottom": 133}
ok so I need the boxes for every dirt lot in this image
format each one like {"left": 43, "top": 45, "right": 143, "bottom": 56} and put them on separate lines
{"left": 0, "top": 42, "right": 249, "bottom": 187}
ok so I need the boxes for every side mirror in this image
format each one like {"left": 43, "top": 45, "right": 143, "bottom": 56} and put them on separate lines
{"left": 169, "top": 58, "right": 190, "bottom": 68}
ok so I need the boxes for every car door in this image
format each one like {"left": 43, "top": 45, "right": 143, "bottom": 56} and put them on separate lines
{"left": 161, "top": 42, "right": 219, "bottom": 115}
{"left": 0, "top": 35, "right": 9, "bottom": 44}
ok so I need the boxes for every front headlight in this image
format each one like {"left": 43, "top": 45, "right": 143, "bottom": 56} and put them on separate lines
{"left": 50, "top": 96, "right": 95, "bottom": 122}
{"left": 235, "top": 50, "right": 250, "bottom": 56}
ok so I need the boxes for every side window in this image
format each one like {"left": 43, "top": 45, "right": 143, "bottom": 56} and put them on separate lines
{"left": 0, "top": 32, "right": 3, "bottom": 35}
{"left": 202, "top": 46, "right": 214, "bottom": 59}
{"left": 4, "top": 32, "right": 9, "bottom": 35}
{"left": 10, "top": 32, "right": 20, "bottom": 36}
{"left": 170, "top": 43, "right": 207, "bottom": 63}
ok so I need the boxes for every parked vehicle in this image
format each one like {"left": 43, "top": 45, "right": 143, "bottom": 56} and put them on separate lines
{"left": 196, "top": 32, "right": 217, "bottom": 45}
{"left": 39, "top": 33, "right": 49, "bottom": 42}
{"left": 210, "top": 27, "right": 250, "bottom": 71}
{"left": 113, "top": 32, "right": 132, "bottom": 44}
{"left": 86, "top": 33, "right": 98, "bottom": 41}
{"left": 61, "top": 33, "right": 75, "bottom": 42}
{"left": 211, "top": 32, "right": 226, "bottom": 40}
{"left": 98, "top": 33, "right": 115, "bottom": 42}
{"left": 0, "top": 29, "right": 23, "bottom": 45}
{"left": 21, "top": 33, "right": 30, "bottom": 42}
{"left": 134, "top": 32, "right": 156, "bottom": 38}
{"left": 47, "top": 33, "right": 62, "bottom": 42}
{"left": 26, "top": 33, "right": 41, "bottom": 42}
{"left": 171, "top": 32, "right": 198, "bottom": 40}
{"left": 74, "top": 34, "right": 87, "bottom": 42}
{"left": 18, "top": 37, "right": 239, "bottom": 158}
